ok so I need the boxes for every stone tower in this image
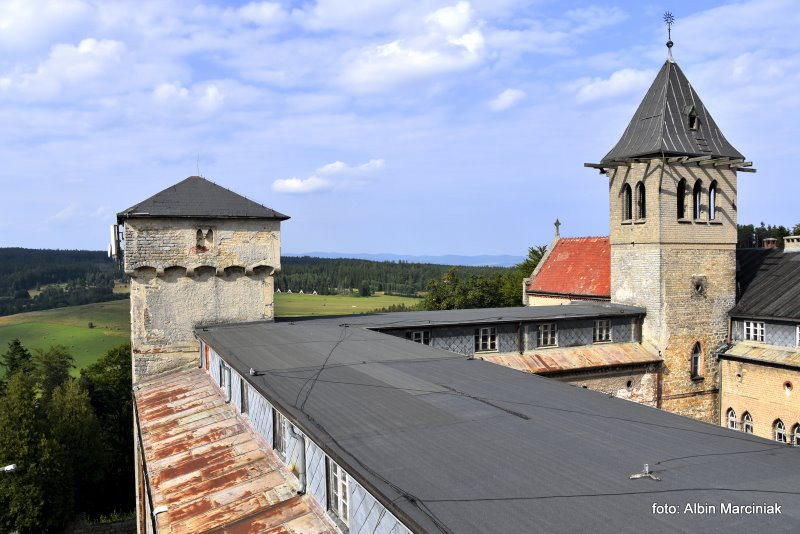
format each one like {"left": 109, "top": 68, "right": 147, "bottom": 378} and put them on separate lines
{"left": 591, "top": 50, "right": 753, "bottom": 422}
{"left": 116, "top": 176, "right": 288, "bottom": 382}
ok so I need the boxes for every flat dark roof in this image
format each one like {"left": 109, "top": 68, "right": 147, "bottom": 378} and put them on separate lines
{"left": 197, "top": 314, "right": 800, "bottom": 533}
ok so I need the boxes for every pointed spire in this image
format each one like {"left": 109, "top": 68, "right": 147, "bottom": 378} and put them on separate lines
{"left": 554, "top": 218, "right": 561, "bottom": 238}
{"left": 664, "top": 12, "right": 675, "bottom": 63}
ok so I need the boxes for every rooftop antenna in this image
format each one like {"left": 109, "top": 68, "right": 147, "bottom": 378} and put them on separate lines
{"left": 664, "top": 11, "right": 675, "bottom": 62}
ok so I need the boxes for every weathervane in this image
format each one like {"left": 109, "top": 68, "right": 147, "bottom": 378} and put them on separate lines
{"left": 664, "top": 11, "right": 675, "bottom": 60}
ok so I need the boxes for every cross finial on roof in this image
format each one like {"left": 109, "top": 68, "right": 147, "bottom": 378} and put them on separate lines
{"left": 664, "top": 12, "right": 675, "bottom": 62}
{"left": 554, "top": 218, "right": 561, "bottom": 237}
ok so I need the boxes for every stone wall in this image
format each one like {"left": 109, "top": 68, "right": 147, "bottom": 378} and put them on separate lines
{"left": 556, "top": 364, "right": 659, "bottom": 407}
{"left": 608, "top": 159, "right": 738, "bottom": 423}
{"left": 720, "top": 358, "right": 800, "bottom": 442}
{"left": 124, "top": 218, "right": 280, "bottom": 382}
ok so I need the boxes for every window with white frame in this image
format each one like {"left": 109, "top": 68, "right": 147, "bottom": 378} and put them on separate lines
{"left": 796, "top": 325, "right": 799, "bottom": 347}
{"left": 474, "top": 327, "right": 497, "bottom": 352}
{"left": 726, "top": 408, "right": 737, "bottom": 430}
{"left": 273, "top": 408, "right": 286, "bottom": 456}
{"left": 240, "top": 379, "right": 248, "bottom": 414}
{"left": 219, "top": 363, "right": 231, "bottom": 402}
{"left": 793, "top": 424, "right": 800, "bottom": 447}
{"left": 327, "top": 458, "right": 349, "bottom": 527}
{"left": 742, "top": 412, "right": 753, "bottom": 434}
{"left": 744, "top": 321, "right": 765, "bottom": 342}
{"left": 537, "top": 323, "right": 557, "bottom": 347}
{"left": 406, "top": 330, "right": 431, "bottom": 345}
{"left": 775, "top": 419, "right": 786, "bottom": 443}
{"left": 593, "top": 319, "right": 611, "bottom": 343}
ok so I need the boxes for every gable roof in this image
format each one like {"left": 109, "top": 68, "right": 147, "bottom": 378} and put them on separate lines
{"left": 118, "top": 176, "right": 289, "bottom": 221}
{"left": 197, "top": 318, "right": 800, "bottom": 533}
{"left": 732, "top": 248, "right": 800, "bottom": 320}
{"left": 602, "top": 60, "right": 744, "bottom": 163}
{"left": 526, "top": 237, "right": 610, "bottom": 299}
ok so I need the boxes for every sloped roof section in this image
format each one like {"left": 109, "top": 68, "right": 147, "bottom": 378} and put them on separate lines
{"left": 135, "top": 368, "right": 334, "bottom": 534}
{"left": 118, "top": 176, "right": 289, "bottom": 220}
{"left": 602, "top": 60, "right": 744, "bottom": 162}
{"left": 526, "top": 237, "right": 610, "bottom": 299}
{"left": 482, "top": 343, "right": 660, "bottom": 375}
{"left": 732, "top": 249, "right": 800, "bottom": 320}
{"left": 719, "top": 341, "right": 800, "bottom": 370}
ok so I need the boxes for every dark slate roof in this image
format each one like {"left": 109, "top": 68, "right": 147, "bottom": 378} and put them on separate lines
{"left": 602, "top": 60, "right": 744, "bottom": 163}
{"left": 197, "top": 316, "right": 800, "bottom": 533}
{"left": 117, "top": 176, "right": 289, "bottom": 221}
{"left": 733, "top": 248, "right": 800, "bottom": 320}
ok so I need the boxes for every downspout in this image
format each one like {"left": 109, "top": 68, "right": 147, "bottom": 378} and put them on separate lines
{"left": 288, "top": 425, "right": 307, "bottom": 495}
{"left": 517, "top": 322, "right": 523, "bottom": 354}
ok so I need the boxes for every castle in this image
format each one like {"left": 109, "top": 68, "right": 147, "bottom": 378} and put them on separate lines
{"left": 122, "top": 41, "right": 800, "bottom": 533}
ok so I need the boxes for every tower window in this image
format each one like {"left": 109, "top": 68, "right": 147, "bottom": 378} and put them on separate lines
{"left": 742, "top": 412, "right": 753, "bottom": 433}
{"left": 688, "top": 114, "right": 699, "bottom": 130}
{"left": 793, "top": 424, "right": 800, "bottom": 446}
{"left": 709, "top": 181, "right": 718, "bottom": 220}
{"left": 726, "top": 408, "right": 737, "bottom": 430}
{"left": 677, "top": 178, "right": 686, "bottom": 219}
{"left": 775, "top": 419, "right": 786, "bottom": 443}
{"left": 690, "top": 342, "right": 702, "bottom": 379}
{"left": 622, "top": 183, "right": 632, "bottom": 221}
{"left": 635, "top": 182, "right": 646, "bottom": 219}
{"left": 692, "top": 180, "right": 703, "bottom": 220}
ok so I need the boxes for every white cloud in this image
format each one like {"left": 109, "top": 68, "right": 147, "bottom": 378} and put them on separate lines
{"left": 237, "top": 2, "right": 286, "bottom": 26}
{"left": 48, "top": 202, "right": 80, "bottom": 221}
{"left": 0, "top": 0, "right": 91, "bottom": 53}
{"left": 273, "top": 158, "right": 386, "bottom": 194}
{"left": 489, "top": 88, "right": 525, "bottom": 111}
{"left": 572, "top": 68, "right": 654, "bottom": 103}
{"left": 272, "top": 175, "right": 331, "bottom": 194}
{"left": 152, "top": 82, "right": 226, "bottom": 114}
{"left": 340, "top": 1, "right": 485, "bottom": 92}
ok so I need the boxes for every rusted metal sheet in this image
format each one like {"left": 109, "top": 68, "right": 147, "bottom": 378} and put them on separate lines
{"left": 482, "top": 343, "right": 660, "bottom": 375}
{"left": 135, "top": 368, "right": 335, "bottom": 533}
{"left": 723, "top": 341, "right": 800, "bottom": 368}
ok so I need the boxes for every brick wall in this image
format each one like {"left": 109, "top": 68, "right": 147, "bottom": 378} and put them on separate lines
{"left": 720, "top": 358, "right": 800, "bottom": 442}
{"left": 556, "top": 364, "right": 659, "bottom": 407}
{"left": 608, "top": 159, "right": 738, "bottom": 423}
{"left": 124, "top": 218, "right": 281, "bottom": 382}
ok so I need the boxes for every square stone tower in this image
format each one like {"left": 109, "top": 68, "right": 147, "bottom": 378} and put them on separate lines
{"left": 591, "top": 48, "right": 754, "bottom": 422}
{"left": 116, "top": 176, "right": 288, "bottom": 382}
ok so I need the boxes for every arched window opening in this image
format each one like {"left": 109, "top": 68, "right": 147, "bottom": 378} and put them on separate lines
{"left": 196, "top": 229, "right": 204, "bottom": 248}
{"left": 635, "top": 182, "right": 646, "bottom": 219}
{"left": 726, "top": 408, "right": 737, "bottom": 430}
{"left": 677, "top": 178, "right": 686, "bottom": 219}
{"left": 792, "top": 424, "right": 800, "bottom": 446}
{"left": 709, "top": 181, "right": 718, "bottom": 221}
{"left": 775, "top": 420, "right": 786, "bottom": 443}
{"left": 693, "top": 180, "right": 703, "bottom": 220}
{"left": 622, "top": 184, "right": 632, "bottom": 222}
{"left": 690, "top": 342, "right": 702, "bottom": 379}
{"left": 742, "top": 412, "right": 753, "bottom": 434}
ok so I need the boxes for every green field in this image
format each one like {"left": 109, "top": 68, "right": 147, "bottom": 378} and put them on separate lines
{"left": 274, "top": 292, "right": 420, "bottom": 317}
{"left": 0, "top": 300, "right": 130, "bottom": 374}
{"left": 0, "top": 292, "right": 419, "bottom": 372}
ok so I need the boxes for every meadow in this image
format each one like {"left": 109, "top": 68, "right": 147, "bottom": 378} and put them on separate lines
{"left": 0, "top": 292, "right": 419, "bottom": 372}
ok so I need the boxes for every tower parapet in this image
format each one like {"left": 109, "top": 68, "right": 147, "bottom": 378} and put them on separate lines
{"left": 117, "top": 176, "right": 288, "bottom": 381}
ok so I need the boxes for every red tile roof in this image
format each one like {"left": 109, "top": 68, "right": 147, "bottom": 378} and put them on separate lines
{"left": 526, "top": 237, "right": 610, "bottom": 299}
{"left": 135, "top": 369, "right": 335, "bottom": 534}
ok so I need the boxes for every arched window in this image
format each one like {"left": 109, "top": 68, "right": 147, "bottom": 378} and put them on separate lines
{"left": 742, "top": 412, "right": 753, "bottom": 434}
{"left": 677, "top": 178, "right": 686, "bottom": 219}
{"left": 708, "top": 181, "right": 717, "bottom": 221}
{"left": 690, "top": 342, "right": 702, "bottom": 379}
{"left": 693, "top": 180, "right": 703, "bottom": 220}
{"left": 622, "top": 184, "right": 632, "bottom": 221}
{"left": 635, "top": 182, "right": 646, "bottom": 219}
{"left": 775, "top": 419, "right": 786, "bottom": 443}
{"left": 726, "top": 408, "right": 737, "bottom": 430}
{"left": 792, "top": 424, "right": 800, "bottom": 446}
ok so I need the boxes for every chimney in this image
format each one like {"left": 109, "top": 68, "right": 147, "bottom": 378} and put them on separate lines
{"left": 763, "top": 237, "right": 777, "bottom": 249}
{"left": 784, "top": 236, "right": 800, "bottom": 253}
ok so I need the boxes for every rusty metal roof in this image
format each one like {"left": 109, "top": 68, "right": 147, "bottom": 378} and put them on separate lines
{"left": 719, "top": 341, "right": 800, "bottom": 370}
{"left": 134, "top": 368, "right": 334, "bottom": 534}
{"left": 481, "top": 343, "right": 660, "bottom": 375}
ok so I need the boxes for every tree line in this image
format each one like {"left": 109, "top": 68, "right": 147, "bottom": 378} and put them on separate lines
{"left": 0, "top": 340, "right": 133, "bottom": 532}
{"left": 276, "top": 256, "right": 510, "bottom": 296}
{"left": 737, "top": 222, "right": 800, "bottom": 249}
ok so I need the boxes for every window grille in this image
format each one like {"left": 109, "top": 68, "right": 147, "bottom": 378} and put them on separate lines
{"left": 726, "top": 408, "right": 737, "bottom": 430}
{"left": 593, "top": 320, "right": 611, "bottom": 343}
{"left": 775, "top": 420, "right": 786, "bottom": 443}
{"left": 744, "top": 321, "right": 765, "bottom": 342}
{"left": 537, "top": 323, "right": 557, "bottom": 347}
{"left": 474, "top": 327, "right": 498, "bottom": 352}
{"left": 406, "top": 330, "right": 431, "bottom": 345}
{"left": 328, "top": 459, "right": 349, "bottom": 526}
{"left": 742, "top": 412, "right": 753, "bottom": 434}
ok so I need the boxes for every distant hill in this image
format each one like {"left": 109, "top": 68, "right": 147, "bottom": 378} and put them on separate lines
{"left": 285, "top": 251, "right": 521, "bottom": 267}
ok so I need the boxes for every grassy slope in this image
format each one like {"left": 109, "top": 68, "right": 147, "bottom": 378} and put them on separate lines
{"left": 0, "top": 293, "right": 419, "bottom": 372}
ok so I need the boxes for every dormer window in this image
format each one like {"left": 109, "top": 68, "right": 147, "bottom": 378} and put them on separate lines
{"left": 684, "top": 104, "right": 699, "bottom": 130}
{"left": 688, "top": 114, "right": 699, "bottom": 130}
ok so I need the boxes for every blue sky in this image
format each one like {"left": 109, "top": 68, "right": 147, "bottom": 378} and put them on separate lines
{"left": 1, "top": 0, "right": 798, "bottom": 256}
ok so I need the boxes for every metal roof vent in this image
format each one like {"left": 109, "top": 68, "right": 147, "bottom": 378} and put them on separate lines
{"left": 629, "top": 463, "right": 660, "bottom": 481}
